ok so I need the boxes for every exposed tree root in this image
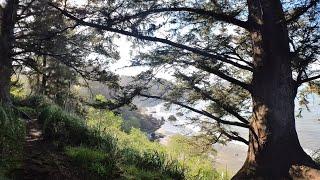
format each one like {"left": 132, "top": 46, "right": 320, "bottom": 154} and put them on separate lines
{"left": 232, "top": 161, "right": 320, "bottom": 180}
{"left": 290, "top": 164, "right": 320, "bottom": 180}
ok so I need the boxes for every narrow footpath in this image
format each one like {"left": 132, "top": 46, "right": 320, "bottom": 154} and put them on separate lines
{"left": 11, "top": 119, "right": 80, "bottom": 180}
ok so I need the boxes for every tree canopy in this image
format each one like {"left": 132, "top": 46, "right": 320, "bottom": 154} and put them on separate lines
{"left": 48, "top": 0, "right": 320, "bottom": 144}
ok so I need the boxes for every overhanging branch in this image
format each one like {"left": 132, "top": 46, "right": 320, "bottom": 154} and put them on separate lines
{"left": 114, "top": 7, "right": 250, "bottom": 30}
{"left": 175, "top": 72, "right": 250, "bottom": 124}
{"left": 50, "top": 4, "right": 253, "bottom": 72}
{"left": 139, "top": 93, "right": 250, "bottom": 129}
{"left": 285, "top": 0, "right": 319, "bottom": 24}
{"left": 173, "top": 59, "right": 251, "bottom": 91}
{"left": 193, "top": 85, "right": 249, "bottom": 124}
{"left": 298, "top": 74, "right": 320, "bottom": 85}
{"left": 220, "top": 129, "right": 249, "bottom": 145}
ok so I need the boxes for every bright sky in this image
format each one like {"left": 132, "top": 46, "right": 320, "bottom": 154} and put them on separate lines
{"left": 0, "top": 0, "right": 6, "bottom": 7}
{"left": 68, "top": 0, "right": 175, "bottom": 80}
{"left": 110, "top": 36, "right": 148, "bottom": 76}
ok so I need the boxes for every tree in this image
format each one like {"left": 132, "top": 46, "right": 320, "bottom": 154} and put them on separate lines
{"left": 0, "top": 0, "right": 18, "bottom": 105}
{"left": 51, "top": 0, "right": 320, "bottom": 178}
{"left": 0, "top": 0, "right": 120, "bottom": 106}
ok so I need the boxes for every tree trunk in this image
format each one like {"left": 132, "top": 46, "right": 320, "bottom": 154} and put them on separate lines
{"left": 40, "top": 55, "right": 48, "bottom": 95}
{"left": 0, "top": 0, "right": 18, "bottom": 105}
{"left": 233, "top": 0, "right": 320, "bottom": 179}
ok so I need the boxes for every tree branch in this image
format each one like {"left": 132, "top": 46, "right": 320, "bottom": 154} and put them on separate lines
{"left": 139, "top": 93, "right": 250, "bottom": 129}
{"left": 298, "top": 74, "right": 320, "bottom": 84}
{"left": 175, "top": 72, "right": 249, "bottom": 124}
{"left": 285, "top": 0, "right": 319, "bottom": 24}
{"left": 196, "top": 63, "right": 251, "bottom": 91}
{"left": 19, "top": 0, "right": 37, "bottom": 17}
{"left": 50, "top": 4, "right": 253, "bottom": 72}
{"left": 14, "top": 23, "right": 79, "bottom": 41}
{"left": 193, "top": 85, "right": 249, "bottom": 124}
{"left": 114, "top": 7, "right": 250, "bottom": 30}
{"left": 220, "top": 129, "right": 249, "bottom": 145}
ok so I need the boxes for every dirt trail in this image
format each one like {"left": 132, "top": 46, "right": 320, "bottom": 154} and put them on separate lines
{"left": 11, "top": 119, "right": 79, "bottom": 180}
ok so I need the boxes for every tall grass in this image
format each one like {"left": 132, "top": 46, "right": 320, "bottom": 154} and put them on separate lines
{"left": 0, "top": 106, "right": 26, "bottom": 177}
{"left": 39, "top": 105, "right": 228, "bottom": 179}
{"left": 39, "top": 105, "right": 89, "bottom": 146}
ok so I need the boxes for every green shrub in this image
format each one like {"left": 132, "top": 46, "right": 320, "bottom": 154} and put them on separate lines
{"left": 137, "top": 151, "right": 185, "bottom": 179}
{"left": 66, "top": 146, "right": 106, "bottom": 164}
{"left": 13, "top": 95, "right": 50, "bottom": 116}
{"left": 39, "top": 106, "right": 225, "bottom": 179}
{"left": 39, "top": 106, "right": 123, "bottom": 177}
{"left": 66, "top": 146, "right": 107, "bottom": 176}
{"left": 0, "top": 106, "right": 26, "bottom": 177}
{"left": 16, "top": 106, "right": 37, "bottom": 118}
{"left": 39, "top": 105, "right": 88, "bottom": 145}
{"left": 121, "top": 117, "right": 141, "bottom": 133}
{"left": 166, "top": 135, "right": 226, "bottom": 179}
{"left": 86, "top": 108, "right": 123, "bottom": 132}
{"left": 121, "top": 149, "right": 185, "bottom": 179}
{"left": 65, "top": 146, "right": 120, "bottom": 178}
{"left": 86, "top": 109, "right": 188, "bottom": 179}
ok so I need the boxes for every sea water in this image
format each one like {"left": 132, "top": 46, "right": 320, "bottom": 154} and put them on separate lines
{"left": 143, "top": 94, "right": 320, "bottom": 173}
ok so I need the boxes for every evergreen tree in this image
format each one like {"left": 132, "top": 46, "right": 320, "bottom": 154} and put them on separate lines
{"left": 0, "top": 0, "right": 120, "bottom": 105}
{"left": 52, "top": 0, "right": 320, "bottom": 178}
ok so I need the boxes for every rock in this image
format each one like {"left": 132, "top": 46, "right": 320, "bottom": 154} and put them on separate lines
{"left": 148, "top": 132, "right": 165, "bottom": 141}
{"left": 168, "top": 115, "right": 177, "bottom": 121}
{"left": 176, "top": 112, "right": 184, "bottom": 117}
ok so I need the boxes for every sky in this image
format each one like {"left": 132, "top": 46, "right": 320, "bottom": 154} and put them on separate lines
{"left": 0, "top": 0, "right": 172, "bottom": 80}
{"left": 0, "top": 0, "right": 6, "bottom": 7}
{"left": 68, "top": 0, "right": 175, "bottom": 80}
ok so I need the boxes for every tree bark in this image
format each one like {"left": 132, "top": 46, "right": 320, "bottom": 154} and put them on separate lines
{"left": 233, "top": 0, "right": 320, "bottom": 179}
{"left": 0, "top": 0, "right": 18, "bottom": 105}
{"left": 40, "top": 55, "right": 48, "bottom": 95}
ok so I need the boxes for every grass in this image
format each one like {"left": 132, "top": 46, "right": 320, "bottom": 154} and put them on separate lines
{"left": 65, "top": 146, "right": 110, "bottom": 177}
{"left": 39, "top": 105, "right": 227, "bottom": 179}
{"left": 0, "top": 106, "right": 26, "bottom": 177}
{"left": 122, "top": 165, "right": 172, "bottom": 179}
{"left": 16, "top": 106, "right": 37, "bottom": 118}
{"left": 38, "top": 105, "right": 89, "bottom": 146}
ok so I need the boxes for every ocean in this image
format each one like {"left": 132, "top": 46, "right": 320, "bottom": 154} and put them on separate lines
{"left": 143, "top": 94, "right": 320, "bottom": 173}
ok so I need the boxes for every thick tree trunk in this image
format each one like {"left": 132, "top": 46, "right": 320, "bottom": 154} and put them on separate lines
{"left": 0, "top": 0, "right": 18, "bottom": 105}
{"left": 233, "top": 0, "right": 320, "bottom": 179}
{"left": 0, "top": 61, "right": 12, "bottom": 105}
